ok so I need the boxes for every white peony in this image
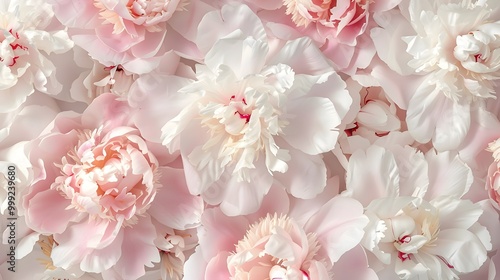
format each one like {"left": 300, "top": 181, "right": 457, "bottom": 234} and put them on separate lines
{"left": 157, "top": 4, "right": 352, "bottom": 216}
{"left": 343, "top": 144, "right": 493, "bottom": 279}
{"left": 0, "top": 0, "right": 73, "bottom": 113}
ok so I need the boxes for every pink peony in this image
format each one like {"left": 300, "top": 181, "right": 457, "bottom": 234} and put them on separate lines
{"left": 49, "top": 0, "right": 211, "bottom": 74}
{"left": 183, "top": 185, "right": 374, "bottom": 280}
{"left": 22, "top": 93, "right": 203, "bottom": 279}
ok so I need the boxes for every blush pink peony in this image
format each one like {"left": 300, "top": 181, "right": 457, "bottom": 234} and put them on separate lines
{"left": 49, "top": 0, "right": 211, "bottom": 74}
{"left": 22, "top": 93, "right": 203, "bottom": 279}
{"left": 184, "top": 185, "right": 373, "bottom": 280}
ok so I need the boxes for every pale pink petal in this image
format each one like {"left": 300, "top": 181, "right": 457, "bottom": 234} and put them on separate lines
{"left": 80, "top": 93, "right": 132, "bottom": 129}
{"left": 246, "top": 184, "right": 290, "bottom": 222}
{"left": 168, "top": 0, "right": 214, "bottom": 44}
{"left": 331, "top": 246, "right": 378, "bottom": 280}
{"left": 304, "top": 196, "right": 368, "bottom": 264}
{"left": 196, "top": 3, "right": 266, "bottom": 54}
{"left": 274, "top": 147, "right": 327, "bottom": 199}
{"left": 49, "top": 0, "right": 100, "bottom": 28}
{"left": 80, "top": 229, "right": 124, "bottom": 273}
{"left": 205, "top": 251, "right": 232, "bottom": 280}
{"left": 51, "top": 220, "right": 111, "bottom": 270}
{"left": 219, "top": 162, "right": 273, "bottom": 216}
{"left": 371, "top": 9, "right": 416, "bottom": 75}
{"left": 431, "top": 197, "right": 484, "bottom": 230}
{"left": 129, "top": 74, "right": 193, "bottom": 143}
{"left": 148, "top": 166, "right": 203, "bottom": 230}
{"left": 282, "top": 97, "right": 340, "bottom": 155}
{"left": 198, "top": 208, "right": 250, "bottom": 259}
{"left": 25, "top": 189, "right": 77, "bottom": 234}
{"left": 345, "top": 145, "right": 399, "bottom": 206}
{"left": 204, "top": 37, "right": 269, "bottom": 80}
{"left": 110, "top": 215, "right": 160, "bottom": 279}
{"left": 270, "top": 37, "right": 333, "bottom": 76}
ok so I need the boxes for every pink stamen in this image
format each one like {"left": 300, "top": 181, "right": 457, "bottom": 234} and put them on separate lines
{"left": 8, "top": 29, "right": 20, "bottom": 39}
{"left": 398, "top": 235, "right": 411, "bottom": 244}
{"left": 345, "top": 122, "right": 359, "bottom": 136}
{"left": 474, "top": 54, "right": 482, "bottom": 62}
{"left": 8, "top": 56, "right": 19, "bottom": 67}
{"left": 375, "top": 131, "right": 390, "bottom": 137}
{"left": 235, "top": 111, "right": 251, "bottom": 123}
{"left": 437, "top": 255, "right": 454, "bottom": 268}
{"left": 10, "top": 43, "right": 27, "bottom": 51}
{"left": 398, "top": 251, "right": 411, "bottom": 262}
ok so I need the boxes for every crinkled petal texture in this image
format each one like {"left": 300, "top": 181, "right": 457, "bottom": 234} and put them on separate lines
{"left": 22, "top": 94, "right": 202, "bottom": 278}
{"left": 344, "top": 144, "right": 492, "bottom": 279}
{"left": 160, "top": 3, "right": 351, "bottom": 216}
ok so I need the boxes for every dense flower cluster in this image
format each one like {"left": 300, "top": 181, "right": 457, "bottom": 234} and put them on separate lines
{"left": 0, "top": 0, "right": 499, "bottom": 279}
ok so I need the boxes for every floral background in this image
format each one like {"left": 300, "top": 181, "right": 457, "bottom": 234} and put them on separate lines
{"left": 0, "top": 0, "right": 499, "bottom": 279}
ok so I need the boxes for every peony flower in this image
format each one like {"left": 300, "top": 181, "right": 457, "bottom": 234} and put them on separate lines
{"left": 49, "top": 0, "right": 212, "bottom": 74}
{"left": 184, "top": 185, "right": 372, "bottom": 279}
{"left": 22, "top": 94, "right": 203, "bottom": 279}
{"left": 0, "top": 0, "right": 73, "bottom": 113}
{"left": 156, "top": 3, "right": 352, "bottom": 216}
{"left": 344, "top": 144, "right": 493, "bottom": 279}
{"left": 373, "top": 0, "right": 500, "bottom": 151}
{"left": 250, "top": 0, "right": 402, "bottom": 73}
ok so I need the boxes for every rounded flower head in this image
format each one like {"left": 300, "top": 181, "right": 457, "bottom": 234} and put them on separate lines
{"left": 156, "top": 4, "right": 351, "bottom": 216}
{"left": 22, "top": 94, "right": 203, "bottom": 279}
{"left": 344, "top": 144, "right": 493, "bottom": 279}
{"left": 53, "top": 125, "right": 158, "bottom": 226}
{"left": 364, "top": 196, "right": 488, "bottom": 280}
{"left": 0, "top": 0, "right": 73, "bottom": 112}
{"left": 50, "top": 0, "right": 203, "bottom": 74}
{"left": 404, "top": 0, "right": 500, "bottom": 101}
{"left": 374, "top": 0, "right": 500, "bottom": 151}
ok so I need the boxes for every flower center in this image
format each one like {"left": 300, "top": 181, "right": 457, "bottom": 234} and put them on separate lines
{"left": 0, "top": 29, "right": 28, "bottom": 67}
{"left": 228, "top": 214, "right": 322, "bottom": 279}
{"left": 230, "top": 95, "right": 251, "bottom": 123}
{"left": 454, "top": 30, "right": 494, "bottom": 71}
{"left": 52, "top": 127, "right": 158, "bottom": 226}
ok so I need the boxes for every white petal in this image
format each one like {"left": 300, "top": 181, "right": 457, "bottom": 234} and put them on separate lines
{"left": 426, "top": 228, "right": 489, "bottom": 273}
{"left": 282, "top": 97, "right": 340, "bottom": 155}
